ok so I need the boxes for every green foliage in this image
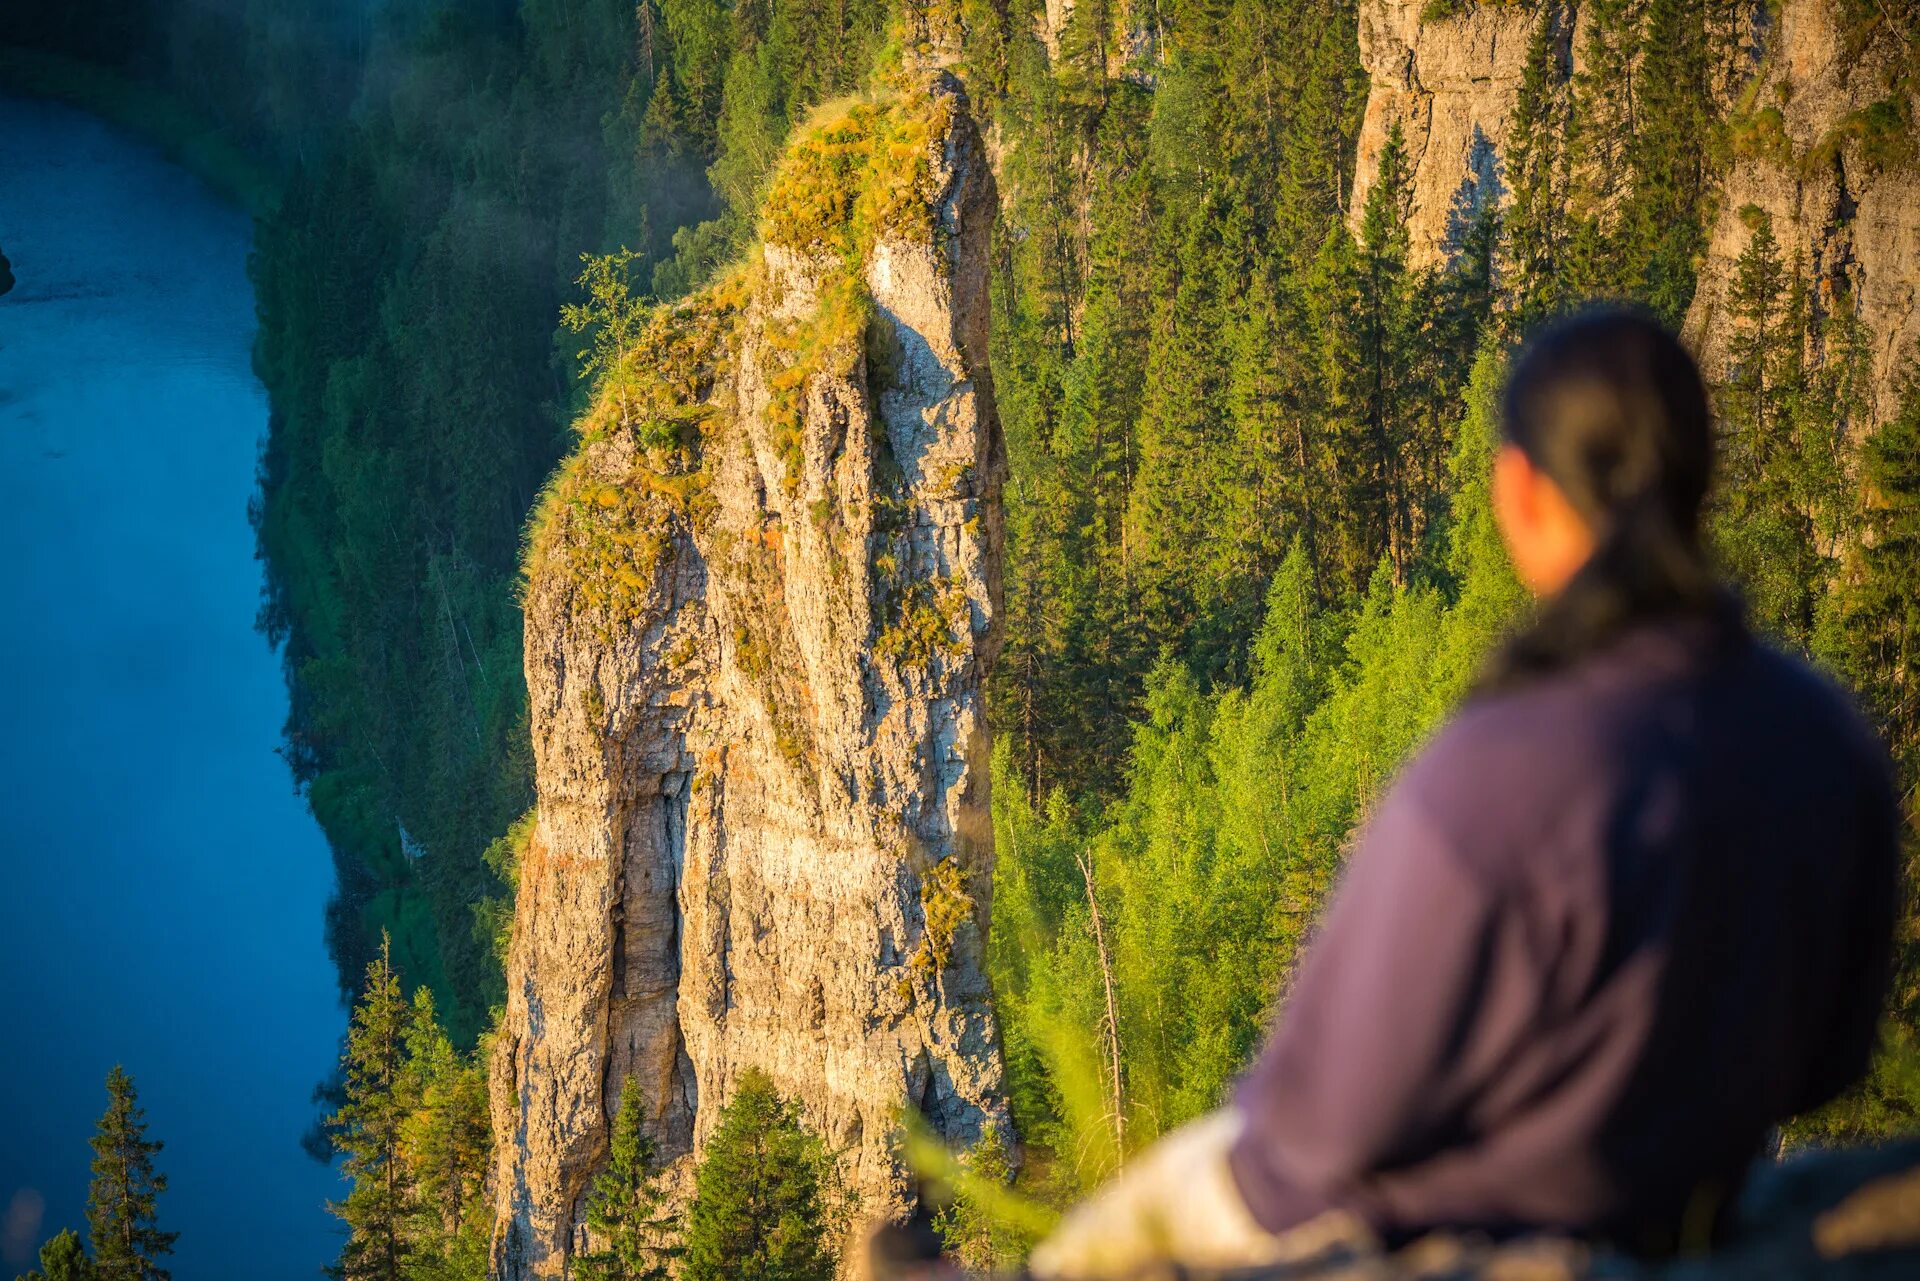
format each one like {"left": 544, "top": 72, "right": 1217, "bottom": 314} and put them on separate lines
{"left": 681, "top": 1071, "right": 842, "bottom": 1281}
{"left": 1503, "top": 0, "right": 1575, "bottom": 331}
{"left": 981, "top": 0, "right": 1452, "bottom": 800}
{"left": 399, "top": 989, "right": 491, "bottom": 1280}
{"left": 329, "top": 937, "right": 493, "bottom": 1281}
{"left": 473, "top": 810, "right": 534, "bottom": 984}
{"left": 1821, "top": 372, "right": 1920, "bottom": 779}
{"left": 989, "top": 356, "right": 1526, "bottom": 1200}
{"left": 331, "top": 938, "right": 413, "bottom": 1281}
{"left": 906, "top": 859, "right": 976, "bottom": 989}
{"left": 575, "top": 1076, "right": 677, "bottom": 1281}
{"left": 928, "top": 1123, "right": 1034, "bottom": 1270}
{"left": 86, "top": 1068, "right": 174, "bottom": 1281}
{"left": 250, "top": 0, "right": 723, "bottom": 1042}
{"left": 14, "top": 1229, "right": 94, "bottom": 1281}
{"left": 563, "top": 250, "right": 652, "bottom": 409}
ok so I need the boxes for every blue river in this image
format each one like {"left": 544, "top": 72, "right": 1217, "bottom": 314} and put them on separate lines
{"left": 0, "top": 95, "right": 343, "bottom": 1278}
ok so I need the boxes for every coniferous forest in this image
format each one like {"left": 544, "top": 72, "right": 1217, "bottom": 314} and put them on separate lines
{"left": 8, "top": 0, "right": 1920, "bottom": 1274}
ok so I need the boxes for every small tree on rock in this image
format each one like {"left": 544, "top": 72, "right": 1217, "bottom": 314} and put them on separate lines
{"left": 681, "top": 1070, "right": 840, "bottom": 1281}
{"left": 574, "top": 1075, "right": 676, "bottom": 1281}
{"left": 561, "top": 249, "right": 648, "bottom": 419}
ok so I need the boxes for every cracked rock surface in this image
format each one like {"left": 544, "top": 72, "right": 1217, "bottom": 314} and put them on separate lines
{"left": 489, "top": 70, "right": 1010, "bottom": 1280}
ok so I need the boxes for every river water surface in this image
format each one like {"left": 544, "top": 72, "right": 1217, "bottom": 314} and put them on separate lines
{"left": 0, "top": 95, "right": 342, "bottom": 1278}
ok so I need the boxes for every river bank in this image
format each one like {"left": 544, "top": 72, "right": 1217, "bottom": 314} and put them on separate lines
{"left": 0, "top": 93, "right": 340, "bottom": 1280}
{"left": 0, "top": 46, "right": 277, "bottom": 216}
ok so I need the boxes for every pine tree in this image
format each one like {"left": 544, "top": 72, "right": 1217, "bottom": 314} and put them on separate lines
{"left": 85, "top": 1069, "right": 175, "bottom": 1281}
{"left": 930, "top": 1123, "right": 1024, "bottom": 1271}
{"left": 1822, "top": 374, "right": 1920, "bottom": 773}
{"left": 399, "top": 986, "right": 490, "bottom": 1277}
{"left": 1502, "top": 0, "right": 1574, "bottom": 333}
{"left": 681, "top": 1070, "right": 839, "bottom": 1281}
{"left": 575, "top": 1076, "right": 676, "bottom": 1281}
{"left": 1715, "top": 207, "right": 1826, "bottom": 644}
{"left": 331, "top": 936, "right": 413, "bottom": 1281}
{"left": 16, "top": 1229, "right": 93, "bottom": 1281}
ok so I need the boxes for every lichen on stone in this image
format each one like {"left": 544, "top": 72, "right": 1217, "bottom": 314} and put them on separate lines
{"left": 907, "top": 858, "right": 974, "bottom": 988}
{"left": 523, "top": 271, "right": 745, "bottom": 625}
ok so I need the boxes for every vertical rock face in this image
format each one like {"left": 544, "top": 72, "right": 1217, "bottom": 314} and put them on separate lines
{"left": 1684, "top": 0, "right": 1920, "bottom": 422}
{"left": 1349, "top": 0, "right": 1920, "bottom": 415}
{"left": 489, "top": 71, "right": 1010, "bottom": 1279}
{"left": 1349, "top": 0, "right": 1538, "bottom": 268}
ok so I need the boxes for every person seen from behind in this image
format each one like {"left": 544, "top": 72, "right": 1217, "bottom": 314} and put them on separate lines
{"left": 1030, "top": 306, "right": 1899, "bottom": 1277}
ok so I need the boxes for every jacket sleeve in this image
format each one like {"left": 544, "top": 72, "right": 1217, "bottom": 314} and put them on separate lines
{"left": 1228, "top": 783, "right": 1546, "bottom": 1235}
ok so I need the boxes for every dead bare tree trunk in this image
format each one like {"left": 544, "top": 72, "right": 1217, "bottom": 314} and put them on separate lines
{"left": 1076, "top": 850, "right": 1126, "bottom": 1167}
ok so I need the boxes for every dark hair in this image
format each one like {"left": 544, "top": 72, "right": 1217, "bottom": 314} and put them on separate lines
{"left": 1480, "top": 305, "right": 1736, "bottom": 692}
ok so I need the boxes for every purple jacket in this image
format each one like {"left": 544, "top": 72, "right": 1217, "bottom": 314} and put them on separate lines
{"left": 1230, "top": 615, "right": 1898, "bottom": 1248}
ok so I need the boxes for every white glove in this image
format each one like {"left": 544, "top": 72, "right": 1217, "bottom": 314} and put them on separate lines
{"left": 1027, "top": 1109, "right": 1374, "bottom": 1279}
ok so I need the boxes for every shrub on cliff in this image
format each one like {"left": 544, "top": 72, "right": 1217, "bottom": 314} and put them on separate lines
{"left": 681, "top": 1070, "right": 842, "bottom": 1281}
{"left": 575, "top": 1076, "right": 677, "bottom": 1281}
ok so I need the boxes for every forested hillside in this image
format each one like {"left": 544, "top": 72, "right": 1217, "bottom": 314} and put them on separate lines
{"left": 978, "top": 0, "right": 1920, "bottom": 1201}
{"left": 11, "top": 0, "right": 1920, "bottom": 1259}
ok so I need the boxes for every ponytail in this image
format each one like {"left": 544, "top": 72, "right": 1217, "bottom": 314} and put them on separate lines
{"left": 1477, "top": 307, "right": 1739, "bottom": 695}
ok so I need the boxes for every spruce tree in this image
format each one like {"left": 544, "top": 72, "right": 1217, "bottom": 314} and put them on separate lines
{"left": 16, "top": 1229, "right": 93, "bottom": 1281}
{"left": 1715, "top": 207, "right": 1828, "bottom": 644}
{"left": 681, "top": 1070, "right": 839, "bottom": 1281}
{"left": 330, "top": 936, "right": 413, "bottom": 1281}
{"left": 1502, "top": 0, "right": 1573, "bottom": 333}
{"left": 1823, "top": 374, "right": 1920, "bottom": 772}
{"left": 85, "top": 1068, "right": 175, "bottom": 1281}
{"left": 1623, "top": 0, "right": 1715, "bottom": 325}
{"left": 1315, "top": 121, "right": 1431, "bottom": 586}
{"left": 399, "top": 986, "right": 490, "bottom": 1276}
{"left": 575, "top": 1076, "right": 676, "bottom": 1281}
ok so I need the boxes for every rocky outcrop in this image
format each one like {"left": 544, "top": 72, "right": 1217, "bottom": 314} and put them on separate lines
{"left": 489, "top": 71, "right": 1010, "bottom": 1279}
{"left": 1349, "top": 0, "right": 1920, "bottom": 418}
{"left": 1684, "top": 0, "right": 1920, "bottom": 424}
{"left": 1039, "top": 0, "right": 1158, "bottom": 78}
{"left": 1349, "top": 0, "right": 1538, "bottom": 269}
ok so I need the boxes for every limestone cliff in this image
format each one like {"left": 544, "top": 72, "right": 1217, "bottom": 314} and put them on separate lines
{"left": 1350, "top": 0, "right": 1920, "bottom": 417}
{"left": 489, "top": 71, "right": 1010, "bottom": 1278}
{"left": 1349, "top": 0, "right": 1537, "bottom": 268}
{"left": 1685, "top": 0, "right": 1920, "bottom": 423}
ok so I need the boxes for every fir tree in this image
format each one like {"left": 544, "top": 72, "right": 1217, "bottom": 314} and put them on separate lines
{"left": 85, "top": 1068, "right": 175, "bottom": 1281}
{"left": 1502, "top": 0, "right": 1574, "bottom": 333}
{"left": 1715, "top": 207, "right": 1827, "bottom": 644}
{"left": 681, "top": 1071, "right": 839, "bottom": 1281}
{"left": 575, "top": 1076, "right": 676, "bottom": 1281}
{"left": 399, "top": 986, "right": 490, "bottom": 1277}
{"left": 930, "top": 1123, "right": 1024, "bottom": 1271}
{"left": 16, "top": 1229, "right": 93, "bottom": 1281}
{"left": 330, "top": 936, "right": 413, "bottom": 1281}
{"left": 1823, "top": 374, "right": 1920, "bottom": 773}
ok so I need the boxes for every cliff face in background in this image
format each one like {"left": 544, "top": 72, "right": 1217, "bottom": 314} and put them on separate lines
{"left": 1349, "top": 0, "right": 1535, "bottom": 267}
{"left": 1351, "top": 0, "right": 1920, "bottom": 419}
{"left": 1687, "top": 0, "right": 1920, "bottom": 423}
{"left": 489, "top": 71, "right": 1009, "bottom": 1278}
